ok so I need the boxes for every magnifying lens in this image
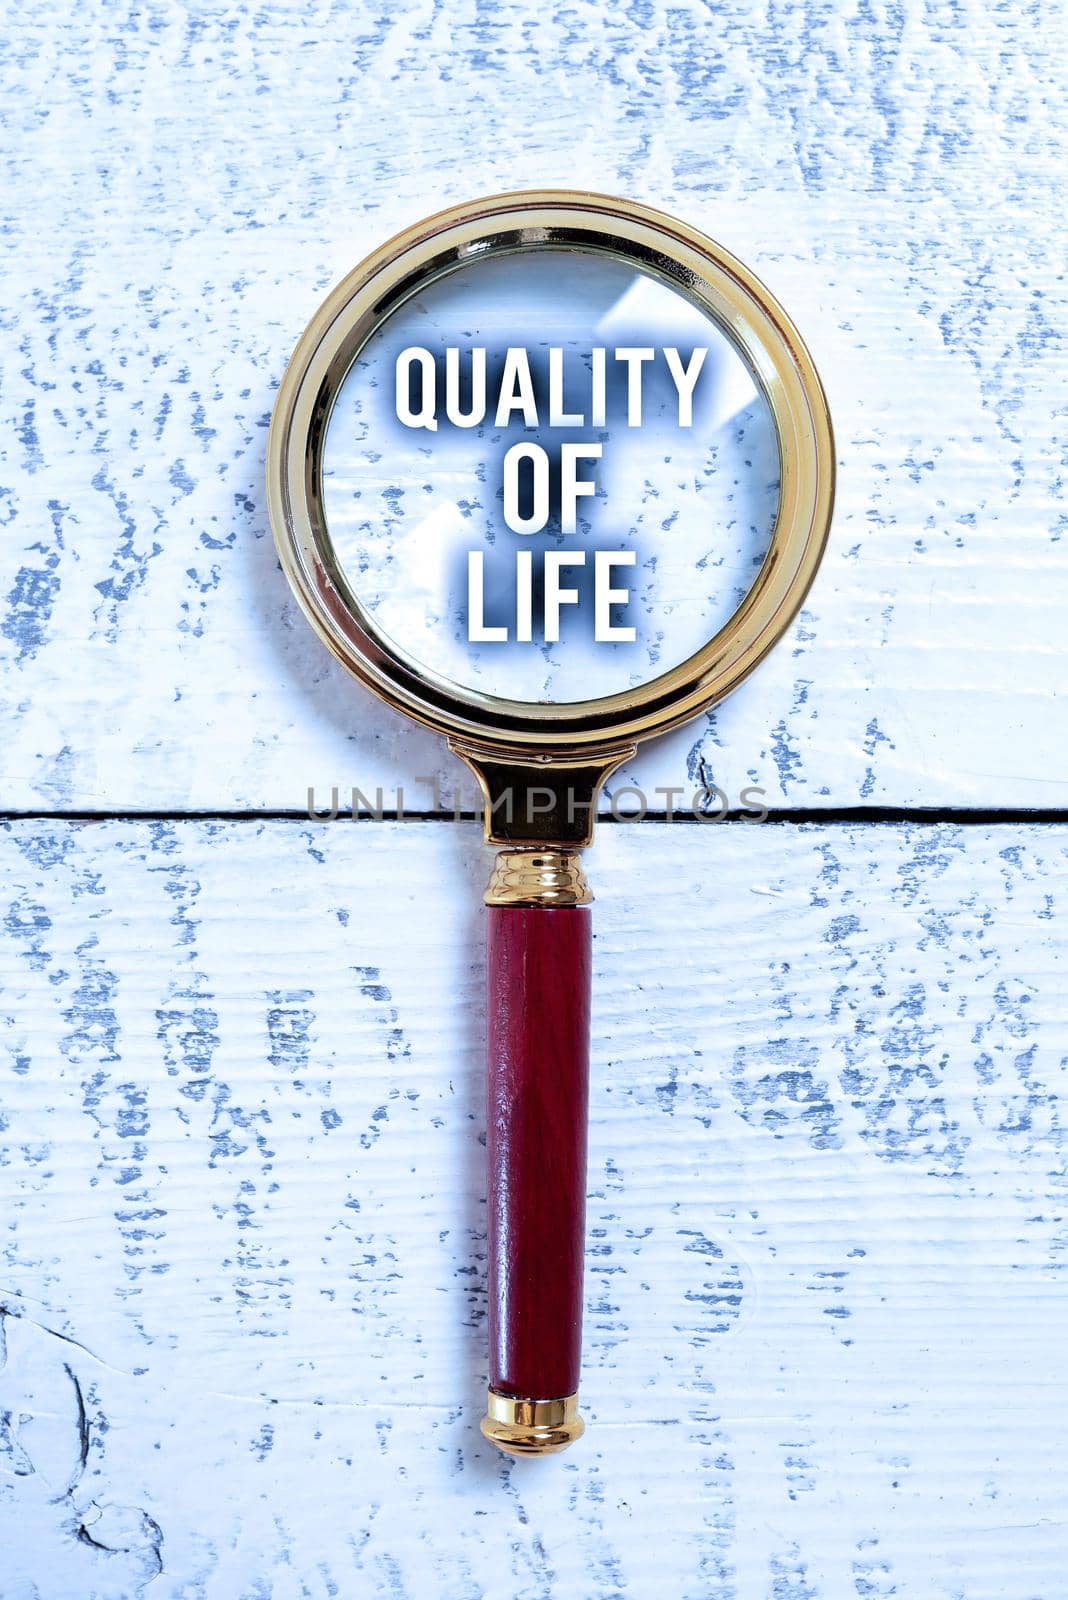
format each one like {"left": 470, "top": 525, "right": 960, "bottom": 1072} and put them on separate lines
{"left": 267, "top": 191, "right": 834, "bottom": 1456}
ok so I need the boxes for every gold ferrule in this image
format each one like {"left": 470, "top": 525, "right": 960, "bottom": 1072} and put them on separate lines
{"left": 480, "top": 1390, "right": 585, "bottom": 1457}
{"left": 485, "top": 848, "right": 593, "bottom": 909}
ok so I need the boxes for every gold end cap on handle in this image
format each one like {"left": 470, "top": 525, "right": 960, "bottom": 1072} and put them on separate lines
{"left": 480, "top": 1390, "right": 585, "bottom": 1457}
{"left": 485, "top": 849, "right": 593, "bottom": 909}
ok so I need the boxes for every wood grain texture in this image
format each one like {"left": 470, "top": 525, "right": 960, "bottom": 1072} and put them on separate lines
{"left": 1, "top": 1, "right": 1066, "bottom": 813}
{"left": 487, "top": 906, "right": 591, "bottom": 1400}
{"left": 2, "top": 816, "right": 1067, "bottom": 1597}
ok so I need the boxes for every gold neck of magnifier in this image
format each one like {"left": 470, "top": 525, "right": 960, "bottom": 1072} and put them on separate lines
{"left": 449, "top": 735, "right": 630, "bottom": 906}
{"left": 448, "top": 736, "right": 634, "bottom": 852}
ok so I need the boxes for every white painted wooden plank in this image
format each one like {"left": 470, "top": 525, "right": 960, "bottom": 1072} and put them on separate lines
{"left": 1, "top": 3, "right": 1066, "bottom": 813}
{"left": 2, "top": 817, "right": 1066, "bottom": 1596}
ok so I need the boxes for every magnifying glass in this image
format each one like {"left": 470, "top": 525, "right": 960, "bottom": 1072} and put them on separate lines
{"left": 267, "top": 191, "right": 834, "bottom": 1457}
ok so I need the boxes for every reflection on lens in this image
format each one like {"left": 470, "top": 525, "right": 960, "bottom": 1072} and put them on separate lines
{"left": 321, "top": 250, "right": 780, "bottom": 704}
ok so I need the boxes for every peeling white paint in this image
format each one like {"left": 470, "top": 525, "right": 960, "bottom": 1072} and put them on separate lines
{"left": 2, "top": 819, "right": 1067, "bottom": 1595}
{"left": 0, "top": 2, "right": 1064, "bottom": 812}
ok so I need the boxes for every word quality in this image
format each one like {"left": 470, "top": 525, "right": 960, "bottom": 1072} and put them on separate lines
{"left": 393, "top": 344, "right": 709, "bottom": 643}
{"left": 395, "top": 345, "right": 707, "bottom": 432}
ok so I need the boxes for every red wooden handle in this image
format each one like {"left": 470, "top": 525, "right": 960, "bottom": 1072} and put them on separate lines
{"left": 486, "top": 905, "right": 591, "bottom": 1401}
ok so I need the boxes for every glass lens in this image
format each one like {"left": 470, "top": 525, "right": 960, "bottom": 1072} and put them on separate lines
{"left": 320, "top": 249, "right": 779, "bottom": 704}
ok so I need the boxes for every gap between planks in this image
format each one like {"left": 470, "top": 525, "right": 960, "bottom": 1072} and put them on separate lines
{"left": 2, "top": 807, "right": 1068, "bottom": 827}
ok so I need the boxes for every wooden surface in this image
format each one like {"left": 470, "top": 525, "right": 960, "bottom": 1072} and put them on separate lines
{"left": 0, "top": 1, "right": 1065, "bottom": 814}
{"left": 2, "top": 820, "right": 1067, "bottom": 1596}
{"left": 2, "top": 1, "right": 1067, "bottom": 1597}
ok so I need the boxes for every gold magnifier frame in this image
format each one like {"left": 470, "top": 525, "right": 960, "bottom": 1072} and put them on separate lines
{"left": 267, "top": 189, "right": 835, "bottom": 849}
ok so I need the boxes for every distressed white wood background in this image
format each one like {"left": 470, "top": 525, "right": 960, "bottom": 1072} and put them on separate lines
{"left": 2, "top": 2, "right": 1067, "bottom": 1599}
{"left": 3, "top": 821, "right": 1068, "bottom": 1599}
{"left": 0, "top": 0, "right": 1065, "bottom": 814}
